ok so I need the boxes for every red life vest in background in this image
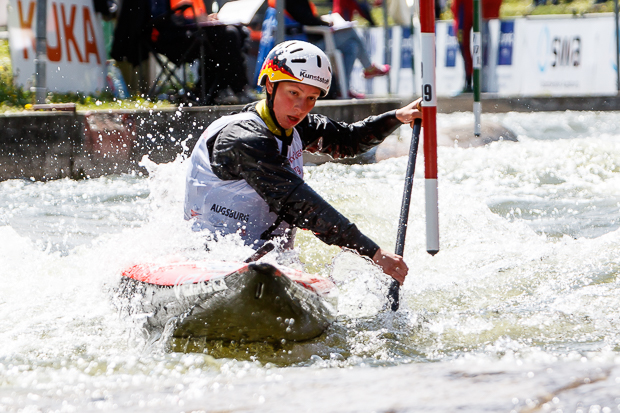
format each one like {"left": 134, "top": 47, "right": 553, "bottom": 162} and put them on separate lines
{"left": 267, "top": 0, "right": 319, "bottom": 18}
{"left": 170, "top": 0, "right": 208, "bottom": 19}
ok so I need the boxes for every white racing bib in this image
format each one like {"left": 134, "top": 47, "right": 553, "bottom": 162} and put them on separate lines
{"left": 184, "top": 112, "right": 303, "bottom": 246}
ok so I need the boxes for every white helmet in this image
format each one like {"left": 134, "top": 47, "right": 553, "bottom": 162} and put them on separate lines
{"left": 258, "top": 41, "right": 332, "bottom": 97}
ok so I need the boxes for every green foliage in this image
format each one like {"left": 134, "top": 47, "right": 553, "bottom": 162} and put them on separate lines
{"left": 343, "top": 0, "right": 615, "bottom": 23}
{"left": 0, "top": 68, "right": 33, "bottom": 110}
{"left": 0, "top": 40, "right": 33, "bottom": 110}
{"left": 0, "top": 40, "right": 173, "bottom": 112}
{"left": 501, "top": 0, "right": 615, "bottom": 17}
{"left": 71, "top": 95, "right": 174, "bottom": 111}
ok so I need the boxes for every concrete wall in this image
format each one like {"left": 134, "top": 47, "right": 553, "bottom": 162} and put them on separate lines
{"left": 0, "top": 98, "right": 404, "bottom": 182}
{"left": 438, "top": 95, "right": 620, "bottom": 113}
{"left": 4, "top": 94, "right": 618, "bottom": 182}
{"left": 0, "top": 112, "right": 81, "bottom": 181}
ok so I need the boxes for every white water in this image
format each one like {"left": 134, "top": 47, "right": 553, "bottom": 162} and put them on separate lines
{"left": 1, "top": 110, "right": 620, "bottom": 412}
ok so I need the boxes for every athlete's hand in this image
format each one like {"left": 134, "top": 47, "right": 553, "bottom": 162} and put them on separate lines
{"left": 372, "top": 248, "right": 408, "bottom": 285}
{"left": 395, "top": 97, "right": 423, "bottom": 128}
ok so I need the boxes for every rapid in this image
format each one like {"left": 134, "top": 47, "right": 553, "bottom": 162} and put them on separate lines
{"left": 1, "top": 110, "right": 619, "bottom": 412}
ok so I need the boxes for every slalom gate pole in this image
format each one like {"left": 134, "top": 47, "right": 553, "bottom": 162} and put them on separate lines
{"left": 615, "top": 0, "right": 620, "bottom": 93}
{"left": 387, "top": 0, "right": 438, "bottom": 312}
{"left": 275, "top": 0, "right": 285, "bottom": 45}
{"left": 34, "top": 0, "right": 47, "bottom": 104}
{"left": 389, "top": 118, "right": 422, "bottom": 312}
{"left": 473, "top": 0, "right": 482, "bottom": 136}
{"left": 420, "top": 0, "right": 439, "bottom": 256}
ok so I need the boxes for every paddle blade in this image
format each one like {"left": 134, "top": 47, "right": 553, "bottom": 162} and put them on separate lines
{"left": 388, "top": 279, "right": 400, "bottom": 311}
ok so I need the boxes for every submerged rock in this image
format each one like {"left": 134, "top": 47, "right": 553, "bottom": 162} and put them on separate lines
{"left": 437, "top": 122, "right": 518, "bottom": 148}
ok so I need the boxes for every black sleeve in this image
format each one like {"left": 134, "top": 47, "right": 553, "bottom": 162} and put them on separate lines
{"left": 285, "top": 0, "right": 329, "bottom": 26}
{"left": 299, "top": 110, "right": 403, "bottom": 159}
{"left": 210, "top": 120, "right": 380, "bottom": 258}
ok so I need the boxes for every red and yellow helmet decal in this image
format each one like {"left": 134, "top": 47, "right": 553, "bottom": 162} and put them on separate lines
{"left": 259, "top": 53, "right": 301, "bottom": 84}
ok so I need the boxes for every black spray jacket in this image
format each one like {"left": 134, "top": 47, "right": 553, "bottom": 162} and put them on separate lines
{"left": 206, "top": 100, "right": 402, "bottom": 258}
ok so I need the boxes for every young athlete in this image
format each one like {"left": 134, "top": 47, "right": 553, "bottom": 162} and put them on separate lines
{"left": 184, "top": 41, "right": 422, "bottom": 285}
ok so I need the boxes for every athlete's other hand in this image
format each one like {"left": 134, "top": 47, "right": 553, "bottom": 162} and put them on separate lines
{"left": 395, "top": 97, "right": 423, "bottom": 128}
{"left": 372, "top": 248, "right": 408, "bottom": 285}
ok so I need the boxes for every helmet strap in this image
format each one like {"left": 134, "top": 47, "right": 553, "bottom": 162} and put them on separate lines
{"left": 266, "top": 82, "right": 287, "bottom": 138}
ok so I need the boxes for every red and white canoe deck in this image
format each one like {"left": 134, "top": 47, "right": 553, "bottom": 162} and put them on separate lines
{"left": 117, "top": 260, "right": 337, "bottom": 343}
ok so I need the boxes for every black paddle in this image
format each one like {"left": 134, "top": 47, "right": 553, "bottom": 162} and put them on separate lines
{"left": 388, "top": 118, "right": 423, "bottom": 311}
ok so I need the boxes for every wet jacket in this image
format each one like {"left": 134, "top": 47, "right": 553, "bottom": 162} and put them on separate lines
{"left": 185, "top": 110, "right": 305, "bottom": 246}
{"left": 184, "top": 100, "right": 402, "bottom": 258}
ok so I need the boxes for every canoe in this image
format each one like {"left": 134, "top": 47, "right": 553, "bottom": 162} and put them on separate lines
{"left": 116, "top": 260, "right": 337, "bottom": 343}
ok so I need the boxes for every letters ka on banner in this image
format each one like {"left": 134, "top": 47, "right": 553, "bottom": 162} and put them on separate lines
{"left": 8, "top": 0, "right": 106, "bottom": 93}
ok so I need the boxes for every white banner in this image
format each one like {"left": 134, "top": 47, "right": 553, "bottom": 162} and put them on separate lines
{"left": 7, "top": 0, "right": 106, "bottom": 93}
{"left": 349, "top": 15, "right": 619, "bottom": 98}
{"left": 433, "top": 15, "right": 619, "bottom": 97}
{"left": 434, "top": 20, "right": 466, "bottom": 96}
{"left": 1, "top": 0, "right": 8, "bottom": 27}
{"left": 514, "top": 16, "right": 616, "bottom": 96}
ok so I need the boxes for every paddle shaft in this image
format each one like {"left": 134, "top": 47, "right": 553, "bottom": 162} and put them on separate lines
{"left": 388, "top": 118, "right": 422, "bottom": 311}
{"left": 244, "top": 242, "right": 275, "bottom": 263}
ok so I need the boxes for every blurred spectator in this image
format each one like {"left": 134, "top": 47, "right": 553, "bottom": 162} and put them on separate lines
{"left": 452, "top": 0, "right": 502, "bottom": 94}
{"left": 333, "top": 0, "right": 376, "bottom": 26}
{"left": 452, "top": 0, "right": 473, "bottom": 93}
{"left": 270, "top": 0, "right": 389, "bottom": 98}
{"left": 482, "top": 0, "right": 502, "bottom": 20}
{"left": 436, "top": 0, "right": 443, "bottom": 19}
{"left": 482, "top": 0, "right": 502, "bottom": 61}
{"left": 93, "top": 0, "right": 119, "bottom": 20}
{"left": 111, "top": 0, "right": 256, "bottom": 104}
{"left": 169, "top": 0, "right": 257, "bottom": 103}
{"left": 482, "top": 0, "right": 501, "bottom": 92}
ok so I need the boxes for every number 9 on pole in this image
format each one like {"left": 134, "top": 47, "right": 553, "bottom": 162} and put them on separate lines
{"left": 420, "top": 33, "right": 437, "bottom": 107}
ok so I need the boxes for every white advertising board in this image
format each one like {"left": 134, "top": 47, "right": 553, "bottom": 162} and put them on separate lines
{"left": 354, "top": 15, "right": 620, "bottom": 98}
{"left": 432, "top": 14, "right": 618, "bottom": 97}
{"left": 1, "top": 0, "right": 8, "bottom": 27}
{"left": 513, "top": 16, "right": 617, "bottom": 96}
{"left": 7, "top": 0, "right": 106, "bottom": 93}
{"left": 391, "top": 25, "right": 417, "bottom": 97}
{"left": 434, "top": 20, "right": 466, "bottom": 96}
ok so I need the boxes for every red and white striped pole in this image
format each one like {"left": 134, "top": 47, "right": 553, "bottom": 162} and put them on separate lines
{"left": 420, "top": 0, "right": 439, "bottom": 255}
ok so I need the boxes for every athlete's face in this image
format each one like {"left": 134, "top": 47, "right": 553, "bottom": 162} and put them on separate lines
{"left": 267, "top": 81, "right": 321, "bottom": 129}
